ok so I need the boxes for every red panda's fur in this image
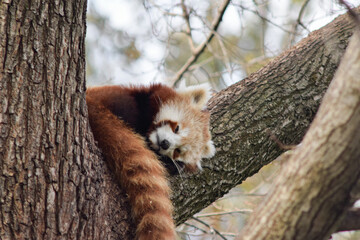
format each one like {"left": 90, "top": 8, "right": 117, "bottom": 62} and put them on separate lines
{"left": 86, "top": 84, "right": 215, "bottom": 240}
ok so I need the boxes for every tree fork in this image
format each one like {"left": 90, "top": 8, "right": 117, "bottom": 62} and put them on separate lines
{"left": 0, "top": 1, "right": 359, "bottom": 239}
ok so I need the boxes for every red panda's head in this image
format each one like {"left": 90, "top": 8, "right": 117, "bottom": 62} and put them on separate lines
{"left": 148, "top": 85, "right": 216, "bottom": 173}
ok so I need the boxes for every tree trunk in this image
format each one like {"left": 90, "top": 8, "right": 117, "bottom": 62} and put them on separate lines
{"left": 239, "top": 30, "right": 360, "bottom": 240}
{"left": 0, "top": 1, "right": 134, "bottom": 239}
{"left": 0, "top": 1, "right": 359, "bottom": 239}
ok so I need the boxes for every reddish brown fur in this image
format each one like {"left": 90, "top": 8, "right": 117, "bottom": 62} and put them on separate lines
{"left": 86, "top": 84, "right": 215, "bottom": 239}
{"left": 86, "top": 92, "right": 176, "bottom": 240}
{"left": 86, "top": 84, "right": 178, "bottom": 136}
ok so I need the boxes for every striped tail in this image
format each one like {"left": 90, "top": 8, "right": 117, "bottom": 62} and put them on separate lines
{"left": 86, "top": 97, "right": 176, "bottom": 240}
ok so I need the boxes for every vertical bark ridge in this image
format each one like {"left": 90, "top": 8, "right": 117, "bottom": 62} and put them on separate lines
{"left": 0, "top": 1, "right": 110, "bottom": 239}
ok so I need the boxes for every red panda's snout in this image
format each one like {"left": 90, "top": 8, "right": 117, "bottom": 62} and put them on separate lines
{"left": 150, "top": 127, "right": 215, "bottom": 174}
{"left": 147, "top": 121, "right": 204, "bottom": 173}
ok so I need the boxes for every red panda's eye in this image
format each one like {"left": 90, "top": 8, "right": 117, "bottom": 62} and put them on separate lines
{"left": 174, "top": 125, "right": 179, "bottom": 133}
{"left": 175, "top": 148, "right": 181, "bottom": 153}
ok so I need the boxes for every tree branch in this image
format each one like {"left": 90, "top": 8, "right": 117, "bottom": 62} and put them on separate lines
{"left": 190, "top": 217, "right": 227, "bottom": 240}
{"left": 289, "top": 0, "right": 311, "bottom": 45}
{"left": 171, "top": 0, "right": 231, "bottom": 87}
{"left": 171, "top": 7, "right": 360, "bottom": 226}
{"left": 239, "top": 20, "right": 360, "bottom": 240}
{"left": 338, "top": 0, "right": 360, "bottom": 26}
{"left": 336, "top": 208, "right": 360, "bottom": 232}
{"left": 233, "top": 4, "right": 294, "bottom": 34}
{"left": 180, "top": 0, "right": 195, "bottom": 52}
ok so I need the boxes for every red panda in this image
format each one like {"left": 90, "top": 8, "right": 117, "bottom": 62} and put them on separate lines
{"left": 86, "top": 84, "right": 215, "bottom": 240}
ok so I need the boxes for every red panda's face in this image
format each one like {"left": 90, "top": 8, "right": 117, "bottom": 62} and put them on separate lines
{"left": 148, "top": 86, "right": 215, "bottom": 172}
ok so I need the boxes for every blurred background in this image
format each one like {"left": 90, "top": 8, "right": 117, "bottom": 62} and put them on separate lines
{"left": 86, "top": 0, "right": 360, "bottom": 239}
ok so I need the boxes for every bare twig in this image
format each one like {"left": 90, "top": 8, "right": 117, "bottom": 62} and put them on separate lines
{"left": 146, "top": 0, "right": 183, "bottom": 17}
{"left": 182, "top": 222, "right": 207, "bottom": 233}
{"left": 170, "top": 0, "right": 231, "bottom": 87}
{"left": 181, "top": 0, "right": 195, "bottom": 52}
{"left": 188, "top": 56, "right": 215, "bottom": 71}
{"left": 215, "top": 33, "right": 233, "bottom": 77}
{"left": 190, "top": 216, "right": 228, "bottom": 240}
{"left": 195, "top": 210, "right": 252, "bottom": 218}
{"left": 233, "top": 4, "right": 295, "bottom": 34}
{"left": 290, "top": 0, "right": 311, "bottom": 46}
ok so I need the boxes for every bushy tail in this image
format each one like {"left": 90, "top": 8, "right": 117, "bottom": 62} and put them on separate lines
{"left": 86, "top": 96, "right": 176, "bottom": 240}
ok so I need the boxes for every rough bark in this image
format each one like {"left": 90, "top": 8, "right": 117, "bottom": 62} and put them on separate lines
{"left": 336, "top": 208, "right": 360, "bottom": 232}
{"left": 0, "top": 1, "right": 359, "bottom": 240}
{"left": 171, "top": 8, "right": 358, "bottom": 225}
{"left": 239, "top": 30, "right": 360, "bottom": 240}
{"left": 0, "top": 1, "right": 134, "bottom": 239}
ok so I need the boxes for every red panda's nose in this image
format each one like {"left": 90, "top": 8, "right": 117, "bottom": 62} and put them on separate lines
{"left": 160, "top": 139, "right": 170, "bottom": 150}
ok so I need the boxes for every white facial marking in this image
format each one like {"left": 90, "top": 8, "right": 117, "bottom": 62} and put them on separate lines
{"left": 149, "top": 124, "right": 182, "bottom": 159}
{"left": 157, "top": 125, "right": 181, "bottom": 148}
{"left": 156, "top": 104, "right": 183, "bottom": 123}
{"left": 149, "top": 131, "right": 160, "bottom": 151}
{"left": 148, "top": 103, "right": 189, "bottom": 159}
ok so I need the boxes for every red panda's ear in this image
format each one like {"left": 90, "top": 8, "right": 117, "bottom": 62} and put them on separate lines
{"left": 176, "top": 84, "right": 211, "bottom": 109}
{"left": 203, "top": 140, "right": 216, "bottom": 158}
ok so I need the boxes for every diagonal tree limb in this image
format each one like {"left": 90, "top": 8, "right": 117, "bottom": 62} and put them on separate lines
{"left": 171, "top": 7, "right": 360, "bottom": 226}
